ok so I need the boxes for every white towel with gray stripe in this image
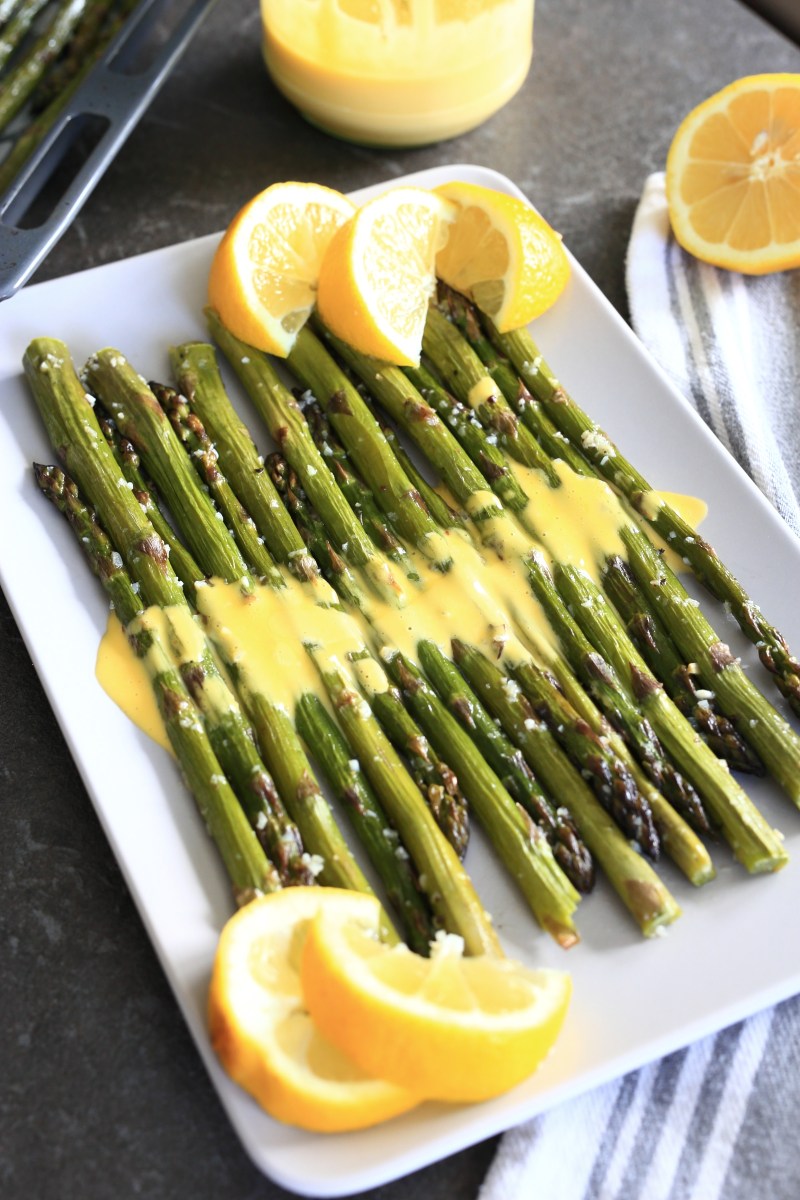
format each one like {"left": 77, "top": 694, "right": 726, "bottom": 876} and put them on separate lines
{"left": 626, "top": 171, "right": 800, "bottom": 534}
{"left": 479, "top": 172, "right": 800, "bottom": 1200}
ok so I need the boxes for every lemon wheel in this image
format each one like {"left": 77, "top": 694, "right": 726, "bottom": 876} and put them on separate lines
{"left": 666, "top": 74, "right": 800, "bottom": 274}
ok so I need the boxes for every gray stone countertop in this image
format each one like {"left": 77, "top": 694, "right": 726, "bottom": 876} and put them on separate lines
{"left": 2, "top": 2, "right": 799, "bottom": 1198}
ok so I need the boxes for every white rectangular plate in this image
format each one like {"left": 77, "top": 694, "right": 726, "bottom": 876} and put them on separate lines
{"left": 2, "top": 165, "right": 800, "bottom": 1197}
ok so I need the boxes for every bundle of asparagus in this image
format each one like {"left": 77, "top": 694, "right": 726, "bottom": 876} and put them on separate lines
{"left": 23, "top": 274, "right": 799, "bottom": 954}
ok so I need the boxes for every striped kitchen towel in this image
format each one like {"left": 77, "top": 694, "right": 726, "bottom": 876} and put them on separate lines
{"left": 480, "top": 172, "right": 800, "bottom": 1200}
{"left": 479, "top": 998, "right": 800, "bottom": 1200}
{"left": 626, "top": 171, "right": 800, "bottom": 534}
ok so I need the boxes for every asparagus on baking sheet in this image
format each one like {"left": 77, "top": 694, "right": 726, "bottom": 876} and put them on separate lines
{"left": 0, "top": 0, "right": 51, "bottom": 73}
{"left": 0, "top": 0, "right": 87, "bottom": 132}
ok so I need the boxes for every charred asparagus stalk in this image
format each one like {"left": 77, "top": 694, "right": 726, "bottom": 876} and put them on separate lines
{"left": 33, "top": 462, "right": 279, "bottom": 903}
{"left": 442, "top": 289, "right": 772, "bottom": 781}
{"left": 154, "top": 381, "right": 283, "bottom": 583}
{"left": 0, "top": 0, "right": 140, "bottom": 196}
{"left": 368, "top": 684, "right": 470, "bottom": 860}
{"left": 313, "top": 317, "right": 527, "bottom": 535}
{"left": 266, "top": 451, "right": 366, "bottom": 609}
{"left": 446, "top": 291, "right": 794, "bottom": 789}
{"left": 199, "top": 315, "right": 405, "bottom": 608}
{"left": 295, "top": 692, "right": 436, "bottom": 955}
{"left": 422, "top": 304, "right": 559, "bottom": 481}
{"left": 307, "top": 651, "right": 502, "bottom": 955}
{"left": 603, "top": 554, "right": 763, "bottom": 773}
{"left": 377, "top": 417, "right": 467, "bottom": 531}
{"left": 508, "top": 655, "right": 658, "bottom": 841}
{"left": 435, "top": 283, "right": 579, "bottom": 468}
{"left": 378, "top": 650, "right": 582, "bottom": 948}
{"left": 267, "top": 451, "right": 471, "bottom": 858}
{"left": 167, "top": 341, "right": 314, "bottom": 582}
{"left": 620, "top": 526, "right": 800, "bottom": 809}
{"left": 552, "top": 558, "right": 788, "bottom": 872}
{"left": 450, "top": 640, "right": 683, "bottom": 936}
{"left": 286, "top": 326, "right": 454, "bottom": 569}
{"left": 510, "top": 656, "right": 715, "bottom": 886}
{"left": 417, "top": 640, "right": 594, "bottom": 894}
{"left": 96, "top": 410, "right": 203, "bottom": 597}
{"left": 83, "top": 351, "right": 252, "bottom": 584}
{"left": 304, "top": 400, "right": 416, "bottom": 565}
{"left": 526, "top": 553, "right": 703, "bottom": 840}
{"left": 489, "top": 317, "right": 800, "bottom": 716}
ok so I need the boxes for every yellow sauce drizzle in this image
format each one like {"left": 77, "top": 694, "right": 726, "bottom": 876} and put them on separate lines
{"left": 196, "top": 575, "right": 368, "bottom": 716}
{"left": 96, "top": 475, "right": 707, "bottom": 748}
{"left": 96, "top": 612, "right": 172, "bottom": 753}
{"left": 637, "top": 491, "right": 709, "bottom": 572}
{"left": 504, "top": 459, "right": 632, "bottom": 579}
{"left": 466, "top": 378, "right": 499, "bottom": 409}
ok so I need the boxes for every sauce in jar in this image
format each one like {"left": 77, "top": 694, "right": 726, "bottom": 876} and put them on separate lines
{"left": 261, "top": 0, "right": 535, "bottom": 147}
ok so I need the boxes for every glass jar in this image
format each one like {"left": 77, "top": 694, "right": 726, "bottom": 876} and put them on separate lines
{"left": 260, "top": 0, "right": 535, "bottom": 147}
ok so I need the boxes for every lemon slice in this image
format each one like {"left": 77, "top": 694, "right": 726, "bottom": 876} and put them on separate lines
{"left": 666, "top": 74, "right": 800, "bottom": 274}
{"left": 208, "top": 888, "right": 418, "bottom": 1132}
{"left": 316, "top": 186, "right": 458, "bottom": 366}
{"left": 434, "top": 180, "right": 571, "bottom": 330}
{"left": 301, "top": 892, "right": 571, "bottom": 1104}
{"left": 207, "top": 181, "right": 355, "bottom": 356}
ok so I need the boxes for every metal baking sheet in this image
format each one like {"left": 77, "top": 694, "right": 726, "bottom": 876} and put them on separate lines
{"left": 0, "top": 0, "right": 218, "bottom": 301}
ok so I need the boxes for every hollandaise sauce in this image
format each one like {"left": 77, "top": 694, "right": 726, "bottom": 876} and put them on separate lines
{"left": 96, "top": 468, "right": 706, "bottom": 751}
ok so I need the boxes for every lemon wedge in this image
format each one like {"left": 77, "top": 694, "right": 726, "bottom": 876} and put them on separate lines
{"left": 207, "top": 181, "right": 354, "bottom": 356}
{"left": 316, "top": 186, "right": 457, "bottom": 366}
{"left": 434, "top": 180, "right": 571, "bottom": 330}
{"left": 301, "top": 891, "right": 571, "bottom": 1104}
